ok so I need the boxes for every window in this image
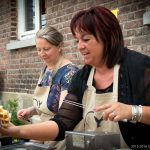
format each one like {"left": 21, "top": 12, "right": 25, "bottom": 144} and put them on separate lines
{"left": 40, "top": 0, "right": 46, "bottom": 28}
{"left": 7, "top": 0, "right": 46, "bottom": 50}
{"left": 18, "top": 0, "right": 40, "bottom": 40}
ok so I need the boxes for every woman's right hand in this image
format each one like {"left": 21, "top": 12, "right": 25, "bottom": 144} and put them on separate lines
{"left": 17, "top": 107, "right": 33, "bottom": 122}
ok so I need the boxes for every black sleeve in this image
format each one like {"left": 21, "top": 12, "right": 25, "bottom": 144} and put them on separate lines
{"left": 51, "top": 93, "right": 83, "bottom": 141}
{"left": 143, "top": 55, "right": 150, "bottom": 103}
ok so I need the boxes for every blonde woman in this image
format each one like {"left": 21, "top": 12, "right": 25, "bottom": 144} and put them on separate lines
{"left": 17, "top": 26, "right": 78, "bottom": 149}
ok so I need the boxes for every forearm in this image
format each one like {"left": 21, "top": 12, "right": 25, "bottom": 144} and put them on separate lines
{"left": 139, "top": 106, "right": 150, "bottom": 125}
{"left": 1, "top": 121, "right": 59, "bottom": 141}
{"left": 28, "top": 106, "right": 38, "bottom": 116}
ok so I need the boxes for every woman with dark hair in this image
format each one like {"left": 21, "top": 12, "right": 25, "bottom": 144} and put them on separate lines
{"left": 0, "top": 6, "right": 150, "bottom": 149}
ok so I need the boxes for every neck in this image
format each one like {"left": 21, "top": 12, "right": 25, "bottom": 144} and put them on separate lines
{"left": 95, "top": 65, "right": 113, "bottom": 75}
{"left": 47, "top": 55, "right": 62, "bottom": 71}
{"left": 94, "top": 65, "right": 114, "bottom": 89}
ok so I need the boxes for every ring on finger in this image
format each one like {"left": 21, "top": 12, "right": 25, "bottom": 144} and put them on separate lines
{"left": 112, "top": 111, "right": 116, "bottom": 117}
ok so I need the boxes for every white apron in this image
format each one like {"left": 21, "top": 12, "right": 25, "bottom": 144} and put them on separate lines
{"left": 32, "top": 56, "right": 66, "bottom": 149}
{"left": 74, "top": 65, "right": 128, "bottom": 148}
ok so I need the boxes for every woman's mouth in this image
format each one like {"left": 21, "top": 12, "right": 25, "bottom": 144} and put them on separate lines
{"left": 82, "top": 53, "right": 89, "bottom": 58}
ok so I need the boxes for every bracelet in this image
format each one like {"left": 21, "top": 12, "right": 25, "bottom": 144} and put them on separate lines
{"left": 130, "top": 105, "right": 143, "bottom": 123}
{"left": 131, "top": 105, "right": 138, "bottom": 123}
{"left": 138, "top": 105, "right": 143, "bottom": 122}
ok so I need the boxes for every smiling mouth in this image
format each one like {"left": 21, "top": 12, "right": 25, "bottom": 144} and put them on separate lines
{"left": 42, "top": 57, "right": 49, "bottom": 60}
{"left": 82, "top": 53, "right": 89, "bottom": 58}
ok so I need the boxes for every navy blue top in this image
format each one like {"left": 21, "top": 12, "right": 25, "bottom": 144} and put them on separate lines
{"left": 40, "top": 64, "right": 79, "bottom": 113}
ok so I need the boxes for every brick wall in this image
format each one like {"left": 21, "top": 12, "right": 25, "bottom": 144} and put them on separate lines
{"left": 0, "top": 0, "right": 16, "bottom": 94}
{"left": 0, "top": 0, "right": 149, "bottom": 97}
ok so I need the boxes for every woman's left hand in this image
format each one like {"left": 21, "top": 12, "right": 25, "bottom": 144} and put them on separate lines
{"left": 0, "top": 122, "right": 16, "bottom": 136}
{"left": 93, "top": 102, "right": 132, "bottom": 122}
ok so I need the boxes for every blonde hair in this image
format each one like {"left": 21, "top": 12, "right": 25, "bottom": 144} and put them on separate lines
{"left": 36, "top": 26, "right": 63, "bottom": 46}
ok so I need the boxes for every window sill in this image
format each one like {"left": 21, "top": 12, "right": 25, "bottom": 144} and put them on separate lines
{"left": 6, "top": 38, "right": 36, "bottom": 50}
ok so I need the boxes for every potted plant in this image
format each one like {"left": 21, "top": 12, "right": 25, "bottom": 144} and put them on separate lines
{"left": 1, "top": 99, "right": 28, "bottom": 146}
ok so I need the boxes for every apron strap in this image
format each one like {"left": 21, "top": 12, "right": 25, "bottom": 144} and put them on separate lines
{"left": 38, "top": 66, "right": 47, "bottom": 85}
{"left": 112, "top": 64, "right": 120, "bottom": 95}
{"left": 87, "top": 67, "right": 95, "bottom": 87}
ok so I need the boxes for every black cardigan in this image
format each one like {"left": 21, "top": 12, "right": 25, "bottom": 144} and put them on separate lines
{"left": 52, "top": 48, "right": 150, "bottom": 148}
{"left": 118, "top": 49, "right": 150, "bottom": 147}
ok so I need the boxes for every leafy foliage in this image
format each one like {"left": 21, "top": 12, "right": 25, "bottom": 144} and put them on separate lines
{"left": 3, "top": 99, "right": 26, "bottom": 126}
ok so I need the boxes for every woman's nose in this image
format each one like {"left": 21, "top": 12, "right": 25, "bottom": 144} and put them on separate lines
{"left": 38, "top": 49, "right": 46, "bottom": 56}
{"left": 78, "top": 41, "right": 85, "bottom": 50}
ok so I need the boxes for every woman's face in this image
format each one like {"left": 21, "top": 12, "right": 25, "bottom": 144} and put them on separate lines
{"left": 75, "top": 31, "right": 104, "bottom": 67}
{"left": 36, "top": 38, "right": 60, "bottom": 66}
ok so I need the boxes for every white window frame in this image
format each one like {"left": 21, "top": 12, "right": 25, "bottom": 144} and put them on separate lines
{"left": 17, "top": 0, "right": 40, "bottom": 40}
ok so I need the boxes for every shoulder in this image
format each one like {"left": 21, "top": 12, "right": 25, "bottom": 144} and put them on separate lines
{"left": 59, "top": 63, "right": 79, "bottom": 76}
{"left": 66, "top": 63, "right": 79, "bottom": 71}
{"left": 121, "top": 48, "right": 150, "bottom": 80}
{"left": 72, "top": 65, "right": 92, "bottom": 81}
{"left": 61, "top": 58, "right": 78, "bottom": 70}
{"left": 121, "top": 48, "right": 150, "bottom": 73}
{"left": 120, "top": 48, "right": 150, "bottom": 102}
{"left": 124, "top": 48, "right": 150, "bottom": 66}
{"left": 57, "top": 64, "right": 79, "bottom": 84}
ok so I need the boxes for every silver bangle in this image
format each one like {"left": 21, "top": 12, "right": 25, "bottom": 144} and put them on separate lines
{"left": 131, "top": 105, "right": 138, "bottom": 123}
{"left": 130, "top": 105, "right": 143, "bottom": 123}
{"left": 138, "top": 105, "right": 143, "bottom": 122}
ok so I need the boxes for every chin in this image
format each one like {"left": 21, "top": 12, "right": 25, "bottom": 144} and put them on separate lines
{"left": 84, "top": 61, "right": 91, "bottom": 66}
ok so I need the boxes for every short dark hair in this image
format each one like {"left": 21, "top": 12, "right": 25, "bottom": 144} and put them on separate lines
{"left": 70, "top": 6, "right": 124, "bottom": 68}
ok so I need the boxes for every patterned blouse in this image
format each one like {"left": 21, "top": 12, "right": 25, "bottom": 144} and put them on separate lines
{"left": 39, "top": 64, "right": 79, "bottom": 113}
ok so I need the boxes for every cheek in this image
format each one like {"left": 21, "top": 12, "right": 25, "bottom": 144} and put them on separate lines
{"left": 95, "top": 43, "right": 104, "bottom": 53}
{"left": 45, "top": 51, "right": 50, "bottom": 55}
{"left": 46, "top": 51, "right": 54, "bottom": 57}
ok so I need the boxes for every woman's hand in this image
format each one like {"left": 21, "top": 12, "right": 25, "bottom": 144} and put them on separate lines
{"left": 0, "top": 122, "right": 16, "bottom": 136}
{"left": 93, "top": 102, "right": 132, "bottom": 122}
{"left": 17, "top": 107, "right": 34, "bottom": 122}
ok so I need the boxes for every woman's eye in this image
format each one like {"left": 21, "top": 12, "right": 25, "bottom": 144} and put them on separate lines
{"left": 43, "top": 48, "right": 49, "bottom": 51}
{"left": 83, "top": 39, "right": 89, "bottom": 42}
{"left": 36, "top": 48, "right": 51, "bottom": 52}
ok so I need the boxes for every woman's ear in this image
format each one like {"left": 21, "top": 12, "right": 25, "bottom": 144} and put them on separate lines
{"left": 59, "top": 42, "right": 64, "bottom": 48}
{"left": 58, "top": 42, "right": 64, "bottom": 52}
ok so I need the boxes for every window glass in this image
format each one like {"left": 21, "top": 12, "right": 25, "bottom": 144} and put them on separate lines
{"left": 40, "top": 0, "right": 46, "bottom": 28}
{"left": 25, "top": 0, "right": 35, "bottom": 31}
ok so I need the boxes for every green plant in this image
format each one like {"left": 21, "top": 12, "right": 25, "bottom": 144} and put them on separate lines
{"left": 2, "top": 99, "right": 29, "bottom": 144}
{"left": 3, "top": 99, "right": 26, "bottom": 126}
